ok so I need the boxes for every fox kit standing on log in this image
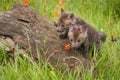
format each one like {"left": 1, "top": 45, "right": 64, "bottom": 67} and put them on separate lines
{"left": 68, "top": 24, "right": 106, "bottom": 58}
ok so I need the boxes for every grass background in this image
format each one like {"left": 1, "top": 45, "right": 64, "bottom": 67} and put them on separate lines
{"left": 0, "top": 0, "right": 120, "bottom": 80}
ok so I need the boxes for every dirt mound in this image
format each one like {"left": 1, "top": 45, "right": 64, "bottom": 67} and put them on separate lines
{"left": 0, "top": 4, "right": 90, "bottom": 69}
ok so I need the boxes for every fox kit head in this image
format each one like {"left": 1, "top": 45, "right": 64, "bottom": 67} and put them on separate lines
{"left": 54, "top": 21, "right": 68, "bottom": 32}
{"left": 68, "top": 25, "right": 88, "bottom": 49}
{"left": 59, "top": 9, "right": 76, "bottom": 26}
{"left": 54, "top": 9, "right": 76, "bottom": 32}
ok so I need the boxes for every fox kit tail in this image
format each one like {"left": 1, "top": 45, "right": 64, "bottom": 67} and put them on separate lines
{"left": 99, "top": 31, "right": 106, "bottom": 42}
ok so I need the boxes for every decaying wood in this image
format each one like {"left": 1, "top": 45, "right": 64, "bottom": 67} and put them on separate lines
{"left": 0, "top": 4, "right": 91, "bottom": 70}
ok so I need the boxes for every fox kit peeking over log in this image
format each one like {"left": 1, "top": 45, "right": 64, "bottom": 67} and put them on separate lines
{"left": 68, "top": 24, "right": 106, "bottom": 58}
{"left": 54, "top": 9, "right": 85, "bottom": 39}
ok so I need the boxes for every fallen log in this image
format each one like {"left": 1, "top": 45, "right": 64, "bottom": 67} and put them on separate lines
{"left": 0, "top": 4, "right": 90, "bottom": 69}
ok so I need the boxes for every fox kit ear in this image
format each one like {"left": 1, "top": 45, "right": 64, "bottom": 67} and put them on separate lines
{"left": 68, "top": 13, "right": 74, "bottom": 19}
{"left": 81, "top": 26, "right": 87, "bottom": 33}
{"left": 70, "top": 13, "right": 74, "bottom": 19}
{"left": 61, "top": 9, "right": 64, "bottom": 14}
{"left": 53, "top": 21, "right": 57, "bottom": 27}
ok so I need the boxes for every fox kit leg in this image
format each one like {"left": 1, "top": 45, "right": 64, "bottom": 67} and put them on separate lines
{"left": 83, "top": 39, "right": 89, "bottom": 58}
{"left": 59, "top": 30, "right": 68, "bottom": 39}
{"left": 95, "top": 39, "right": 102, "bottom": 56}
{"left": 96, "top": 40, "right": 102, "bottom": 52}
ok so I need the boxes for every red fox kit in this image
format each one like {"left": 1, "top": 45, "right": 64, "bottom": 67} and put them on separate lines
{"left": 68, "top": 24, "right": 106, "bottom": 58}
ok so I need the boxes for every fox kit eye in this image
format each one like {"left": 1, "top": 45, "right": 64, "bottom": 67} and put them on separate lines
{"left": 78, "top": 28, "right": 80, "bottom": 31}
{"left": 62, "top": 24, "right": 65, "bottom": 27}
{"left": 78, "top": 40, "right": 80, "bottom": 42}
{"left": 70, "top": 39, "right": 73, "bottom": 42}
{"left": 73, "top": 27, "right": 75, "bottom": 30}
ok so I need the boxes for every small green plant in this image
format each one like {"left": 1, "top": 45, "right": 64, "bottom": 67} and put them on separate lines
{"left": 0, "top": 48, "right": 9, "bottom": 65}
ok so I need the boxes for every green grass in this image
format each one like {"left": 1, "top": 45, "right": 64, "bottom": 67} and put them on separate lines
{"left": 0, "top": 0, "right": 120, "bottom": 80}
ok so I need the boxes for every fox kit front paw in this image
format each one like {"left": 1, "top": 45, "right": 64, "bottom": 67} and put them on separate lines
{"left": 59, "top": 30, "right": 68, "bottom": 39}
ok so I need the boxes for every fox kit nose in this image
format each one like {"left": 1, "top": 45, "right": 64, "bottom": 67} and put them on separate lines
{"left": 57, "top": 30, "right": 63, "bottom": 32}
{"left": 75, "top": 43, "right": 78, "bottom": 46}
{"left": 56, "top": 27, "right": 63, "bottom": 32}
{"left": 71, "top": 43, "right": 76, "bottom": 48}
{"left": 71, "top": 42, "right": 79, "bottom": 49}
